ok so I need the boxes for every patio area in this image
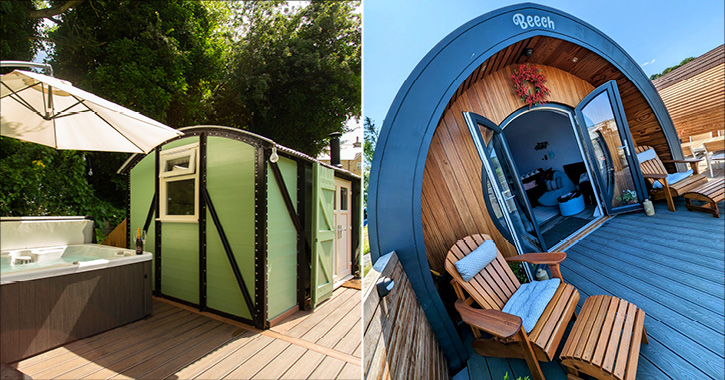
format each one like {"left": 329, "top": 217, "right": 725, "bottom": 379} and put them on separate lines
{"left": 462, "top": 197, "right": 725, "bottom": 380}
{"left": 8, "top": 287, "right": 361, "bottom": 380}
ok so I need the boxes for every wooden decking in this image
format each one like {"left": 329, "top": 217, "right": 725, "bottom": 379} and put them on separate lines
{"left": 9, "top": 287, "right": 361, "bottom": 380}
{"left": 464, "top": 198, "right": 725, "bottom": 380}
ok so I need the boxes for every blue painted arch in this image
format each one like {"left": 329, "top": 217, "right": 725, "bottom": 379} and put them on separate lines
{"left": 368, "top": 2, "right": 680, "bottom": 370}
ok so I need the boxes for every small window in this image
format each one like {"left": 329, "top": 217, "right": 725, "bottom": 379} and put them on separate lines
{"left": 159, "top": 143, "right": 199, "bottom": 222}
{"left": 340, "top": 187, "right": 349, "bottom": 211}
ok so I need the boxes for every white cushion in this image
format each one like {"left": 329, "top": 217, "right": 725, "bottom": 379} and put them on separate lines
{"left": 652, "top": 169, "right": 693, "bottom": 189}
{"left": 502, "top": 278, "right": 561, "bottom": 333}
{"left": 637, "top": 148, "right": 657, "bottom": 163}
{"left": 455, "top": 240, "right": 498, "bottom": 282}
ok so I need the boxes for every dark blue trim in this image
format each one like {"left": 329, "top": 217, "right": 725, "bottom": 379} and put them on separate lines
{"left": 368, "top": 3, "right": 680, "bottom": 370}
{"left": 574, "top": 80, "right": 648, "bottom": 214}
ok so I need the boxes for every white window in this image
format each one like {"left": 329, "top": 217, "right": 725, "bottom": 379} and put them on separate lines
{"left": 159, "top": 142, "right": 199, "bottom": 222}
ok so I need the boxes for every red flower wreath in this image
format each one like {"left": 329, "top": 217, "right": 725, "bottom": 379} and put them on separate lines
{"left": 511, "top": 64, "right": 550, "bottom": 108}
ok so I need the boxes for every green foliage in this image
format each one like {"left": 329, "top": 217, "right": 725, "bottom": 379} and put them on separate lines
{"left": 503, "top": 372, "right": 530, "bottom": 380}
{"left": 363, "top": 117, "right": 378, "bottom": 207}
{"left": 48, "top": 0, "right": 230, "bottom": 126}
{"left": 509, "top": 262, "right": 529, "bottom": 284}
{"left": 211, "top": 1, "right": 361, "bottom": 156}
{"left": 649, "top": 57, "right": 695, "bottom": 80}
{"left": 0, "top": 0, "right": 41, "bottom": 63}
{"left": 0, "top": 137, "right": 124, "bottom": 240}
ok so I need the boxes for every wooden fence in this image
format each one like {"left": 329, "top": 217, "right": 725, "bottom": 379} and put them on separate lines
{"left": 363, "top": 251, "right": 449, "bottom": 380}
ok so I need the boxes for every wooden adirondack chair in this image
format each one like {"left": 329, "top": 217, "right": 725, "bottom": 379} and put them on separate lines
{"left": 445, "top": 234, "right": 580, "bottom": 380}
{"left": 634, "top": 145, "right": 706, "bottom": 212}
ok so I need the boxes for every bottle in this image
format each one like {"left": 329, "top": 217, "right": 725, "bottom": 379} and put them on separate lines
{"left": 643, "top": 199, "right": 655, "bottom": 216}
{"left": 135, "top": 228, "right": 144, "bottom": 255}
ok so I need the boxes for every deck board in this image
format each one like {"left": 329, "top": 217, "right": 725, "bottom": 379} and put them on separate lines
{"left": 467, "top": 198, "right": 725, "bottom": 380}
{"left": 9, "top": 287, "right": 361, "bottom": 380}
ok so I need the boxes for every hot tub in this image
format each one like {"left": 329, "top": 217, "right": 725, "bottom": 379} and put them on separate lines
{"left": 1, "top": 244, "right": 152, "bottom": 284}
{"left": 0, "top": 218, "right": 153, "bottom": 363}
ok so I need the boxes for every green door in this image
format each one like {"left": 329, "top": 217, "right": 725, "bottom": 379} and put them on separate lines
{"left": 311, "top": 163, "right": 335, "bottom": 308}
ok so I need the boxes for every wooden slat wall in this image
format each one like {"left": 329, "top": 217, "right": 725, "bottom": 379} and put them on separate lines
{"left": 423, "top": 36, "right": 673, "bottom": 273}
{"left": 656, "top": 64, "right": 725, "bottom": 139}
{"left": 363, "top": 252, "right": 448, "bottom": 380}
{"left": 446, "top": 36, "right": 671, "bottom": 161}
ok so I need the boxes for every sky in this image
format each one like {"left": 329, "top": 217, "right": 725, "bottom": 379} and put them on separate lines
{"left": 363, "top": 0, "right": 725, "bottom": 130}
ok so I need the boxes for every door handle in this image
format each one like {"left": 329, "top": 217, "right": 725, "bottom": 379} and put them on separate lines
{"left": 618, "top": 144, "right": 630, "bottom": 156}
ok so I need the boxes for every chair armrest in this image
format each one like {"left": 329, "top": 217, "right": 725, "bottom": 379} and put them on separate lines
{"left": 506, "top": 252, "right": 566, "bottom": 281}
{"left": 504, "top": 252, "right": 566, "bottom": 264}
{"left": 662, "top": 159, "right": 701, "bottom": 174}
{"left": 643, "top": 173, "right": 667, "bottom": 179}
{"left": 662, "top": 159, "right": 702, "bottom": 164}
{"left": 454, "top": 300, "right": 521, "bottom": 339}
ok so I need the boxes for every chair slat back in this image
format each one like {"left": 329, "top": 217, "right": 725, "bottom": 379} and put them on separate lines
{"left": 681, "top": 144, "right": 694, "bottom": 157}
{"left": 635, "top": 145, "right": 668, "bottom": 185}
{"left": 704, "top": 139, "right": 724, "bottom": 153}
{"left": 689, "top": 132, "right": 713, "bottom": 142}
{"left": 444, "top": 234, "right": 521, "bottom": 310}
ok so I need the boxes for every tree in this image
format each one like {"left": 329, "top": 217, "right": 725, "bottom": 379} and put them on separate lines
{"left": 1, "top": 0, "right": 231, "bottom": 239}
{"left": 211, "top": 1, "right": 361, "bottom": 156}
{"left": 650, "top": 57, "right": 695, "bottom": 80}
{"left": 0, "top": 136, "right": 123, "bottom": 239}
{"left": 363, "top": 117, "right": 378, "bottom": 207}
{"left": 0, "top": 0, "right": 42, "bottom": 63}
{"left": 48, "top": 0, "right": 230, "bottom": 127}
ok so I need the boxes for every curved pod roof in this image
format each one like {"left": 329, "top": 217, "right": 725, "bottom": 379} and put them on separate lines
{"left": 368, "top": 2, "right": 679, "bottom": 369}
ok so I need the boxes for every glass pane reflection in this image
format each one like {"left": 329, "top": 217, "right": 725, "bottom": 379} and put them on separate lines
{"left": 580, "top": 92, "right": 639, "bottom": 209}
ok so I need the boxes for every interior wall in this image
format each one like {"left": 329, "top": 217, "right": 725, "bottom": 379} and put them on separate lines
{"left": 503, "top": 111, "right": 582, "bottom": 176}
{"left": 422, "top": 64, "right": 594, "bottom": 272}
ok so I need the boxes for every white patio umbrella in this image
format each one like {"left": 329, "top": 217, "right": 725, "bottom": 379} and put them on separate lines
{"left": 1, "top": 69, "right": 182, "bottom": 154}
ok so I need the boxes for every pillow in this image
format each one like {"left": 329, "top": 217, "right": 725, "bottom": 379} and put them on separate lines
{"left": 652, "top": 169, "right": 693, "bottom": 189}
{"left": 636, "top": 148, "right": 657, "bottom": 163}
{"left": 455, "top": 240, "right": 498, "bottom": 282}
{"left": 502, "top": 278, "right": 561, "bottom": 332}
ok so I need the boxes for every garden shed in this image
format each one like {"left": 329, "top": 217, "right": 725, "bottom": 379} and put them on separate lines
{"left": 119, "top": 125, "right": 361, "bottom": 330}
{"left": 368, "top": 3, "right": 685, "bottom": 370}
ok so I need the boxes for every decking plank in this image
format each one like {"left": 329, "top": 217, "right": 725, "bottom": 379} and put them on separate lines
{"left": 54, "top": 318, "right": 216, "bottom": 379}
{"left": 221, "top": 339, "right": 291, "bottom": 379}
{"left": 26, "top": 313, "right": 204, "bottom": 379}
{"left": 14, "top": 302, "right": 182, "bottom": 372}
{"left": 168, "top": 332, "right": 266, "bottom": 379}
{"left": 333, "top": 317, "right": 362, "bottom": 356}
{"left": 279, "top": 350, "right": 327, "bottom": 379}
{"left": 337, "top": 362, "right": 362, "bottom": 380}
{"left": 107, "top": 322, "right": 242, "bottom": 379}
{"left": 287, "top": 288, "right": 358, "bottom": 338}
{"left": 251, "top": 344, "right": 308, "bottom": 380}
{"left": 138, "top": 329, "right": 253, "bottom": 379}
{"left": 561, "top": 260, "right": 723, "bottom": 379}
{"left": 12, "top": 287, "right": 361, "bottom": 380}
{"left": 574, "top": 236, "right": 724, "bottom": 298}
{"left": 568, "top": 242, "right": 724, "bottom": 317}
{"left": 192, "top": 334, "right": 276, "bottom": 379}
{"left": 465, "top": 199, "right": 724, "bottom": 380}
{"left": 315, "top": 296, "right": 362, "bottom": 349}
{"left": 307, "top": 356, "right": 346, "bottom": 380}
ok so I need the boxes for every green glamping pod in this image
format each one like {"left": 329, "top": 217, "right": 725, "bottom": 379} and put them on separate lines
{"left": 119, "top": 126, "right": 361, "bottom": 329}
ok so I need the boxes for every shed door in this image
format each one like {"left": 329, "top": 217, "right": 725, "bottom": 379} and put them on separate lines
{"left": 334, "top": 177, "right": 352, "bottom": 281}
{"left": 574, "top": 80, "right": 647, "bottom": 215}
{"left": 311, "top": 163, "right": 335, "bottom": 308}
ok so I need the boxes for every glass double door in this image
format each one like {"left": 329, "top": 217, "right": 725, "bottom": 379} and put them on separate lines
{"left": 464, "top": 80, "right": 646, "bottom": 256}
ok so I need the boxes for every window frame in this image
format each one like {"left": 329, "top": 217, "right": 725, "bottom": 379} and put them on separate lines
{"left": 158, "top": 142, "right": 200, "bottom": 223}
